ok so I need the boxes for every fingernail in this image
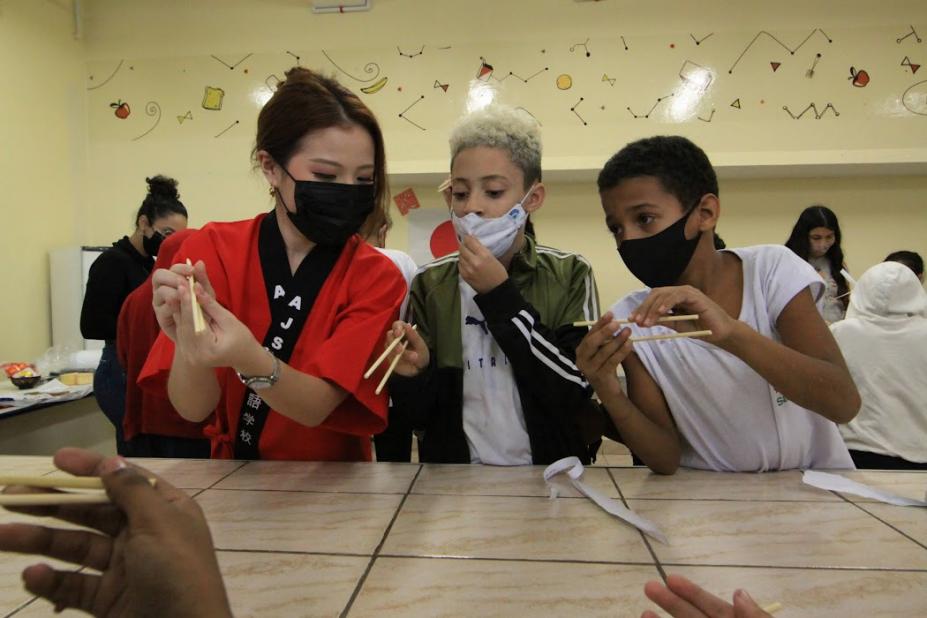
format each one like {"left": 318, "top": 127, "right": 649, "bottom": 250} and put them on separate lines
{"left": 734, "top": 589, "right": 754, "bottom": 603}
{"left": 100, "top": 456, "right": 127, "bottom": 475}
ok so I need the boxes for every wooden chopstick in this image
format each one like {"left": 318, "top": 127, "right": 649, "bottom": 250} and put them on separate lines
{"left": 436, "top": 178, "right": 452, "bottom": 193}
{"left": 0, "top": 493, "right": 111, "bottom": 507}
{"left": 762, "top": 602, "right": 783, "bottom": 614}
{"left": 0, "top": 476, "right": 158, "bottom": 490}
{"left": 375, "top": 342, "right": 407, "bottom": 395}
{"left": 631, "top": 330, "right": 712, "bottom": 343}
{"left": 573, "top": 315, "right": 698, "bottom": 327}
{"left": 364, "top": 325, "right": 417, "bottom": 379}
{"left": 185, "top": 259, "right": 207, "bottom": 333}
{"left": 0, "top": 475, "right": 159, "bottom": 507}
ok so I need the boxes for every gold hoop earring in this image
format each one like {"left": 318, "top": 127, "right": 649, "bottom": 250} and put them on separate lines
{"left": 269, "top": 187, "right": 276, "bottom": 196}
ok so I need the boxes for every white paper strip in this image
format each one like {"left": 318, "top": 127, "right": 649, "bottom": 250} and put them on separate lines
{"left": 802, "top": 470, "right": 927, "bottom": 507}
{"left": 543, "top": 456, "right": 669, "bottom": 544}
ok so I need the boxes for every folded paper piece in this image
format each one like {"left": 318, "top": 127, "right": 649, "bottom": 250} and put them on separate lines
{"left": 543, "top": 456, "right": 669, "bottom": 544}
{"left": 802, "top": 470, "right": 927, "bottom": 507}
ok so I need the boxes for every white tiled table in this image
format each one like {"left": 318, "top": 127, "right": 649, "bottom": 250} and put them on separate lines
{"left": 1, "top": 456, "right": 925, "bottom": 617}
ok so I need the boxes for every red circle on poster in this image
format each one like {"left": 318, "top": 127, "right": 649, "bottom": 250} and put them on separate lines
{"left": 429, "top": 221, "right": 459, "bottom": 258}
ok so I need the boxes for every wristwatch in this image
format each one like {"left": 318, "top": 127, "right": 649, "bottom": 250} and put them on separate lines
{"left": 236, "top": 348, "right": 280, "bottom": 390}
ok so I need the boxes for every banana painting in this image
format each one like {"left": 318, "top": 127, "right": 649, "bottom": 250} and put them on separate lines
{"left": 361, "top": 76, "right": 388, "bottom": 95}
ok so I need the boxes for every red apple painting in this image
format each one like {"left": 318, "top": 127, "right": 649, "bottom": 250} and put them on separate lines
{"left": 110, "top": 100, "right": 131, "bottom": 118}
{"left": 849, "top": 67, "right": 870, "bottom": 88}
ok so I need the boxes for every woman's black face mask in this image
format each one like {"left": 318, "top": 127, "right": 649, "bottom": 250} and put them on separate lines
{"left": 617, "top": 201, "right": 703, "bottom": 288}
{"left": 278, "top": 165, "right": 375, "bottom": 247}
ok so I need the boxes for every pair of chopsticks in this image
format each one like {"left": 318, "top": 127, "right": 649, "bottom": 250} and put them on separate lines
{"left": 573, "top": 314, "right": 712, "bottom": 343}
{"left": 363, "top": 325, "right": 417, "bottom": 395}
{"left": 0, "top": 475, "right": 156, "bottom": 507}
{"left": 185, "top": 259, "right": 207, "bottom": 333}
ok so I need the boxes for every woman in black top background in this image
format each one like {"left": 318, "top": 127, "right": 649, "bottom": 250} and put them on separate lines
{"left": 80, "top": 175, "right": 188, "bottom": 454}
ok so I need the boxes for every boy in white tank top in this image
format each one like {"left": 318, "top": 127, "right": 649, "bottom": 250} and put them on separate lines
{"left": 576, "top": 136, "right": 860, "bottom": 473}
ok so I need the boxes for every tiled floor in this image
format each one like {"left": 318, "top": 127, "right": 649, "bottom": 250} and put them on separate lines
{"left": 1, "top": 456, "right": 925, "bottom": 617}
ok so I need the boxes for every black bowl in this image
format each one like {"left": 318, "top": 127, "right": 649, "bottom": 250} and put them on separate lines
{"left": 11, "top": 375, "right": 42, "bottom": 390}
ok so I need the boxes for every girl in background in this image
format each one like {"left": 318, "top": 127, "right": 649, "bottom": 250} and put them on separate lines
{"left": 80, "top": 175, "right": 188, "bottom": 454}
{"left": 784, "top": 205, "right": 849, "bottom": 323}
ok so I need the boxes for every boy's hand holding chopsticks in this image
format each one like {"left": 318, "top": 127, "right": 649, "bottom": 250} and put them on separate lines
{"left": 575, "top": 312, "right": 636, "bottom": 390}
{"left": 364, "top": 321, "right": 430, "bottom": 395}
{"left": 629, "top": 285, "right": 736, "bottom": 345}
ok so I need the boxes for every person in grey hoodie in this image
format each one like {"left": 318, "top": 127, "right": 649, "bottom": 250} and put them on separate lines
{"left": 831, "top": 261, "right": 927, "bottom": 469}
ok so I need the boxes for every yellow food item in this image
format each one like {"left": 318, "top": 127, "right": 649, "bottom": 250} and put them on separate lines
{"left": 59, "top": 372, "right": 93, "bottom": 386}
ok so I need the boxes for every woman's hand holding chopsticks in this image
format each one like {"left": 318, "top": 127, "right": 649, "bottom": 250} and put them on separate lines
{"left": 152, "top": 260, "right": 215, "bottom": 342}
{"left": 151, "top": 259, "right": 261, "bottom": 373}
{"left": 0, "top": 448, "right": 232, "bottom": 618}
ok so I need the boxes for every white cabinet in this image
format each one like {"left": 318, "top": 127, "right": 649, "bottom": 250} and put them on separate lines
{"left": 49, "top": 246, "right": 107, "bottom": 352}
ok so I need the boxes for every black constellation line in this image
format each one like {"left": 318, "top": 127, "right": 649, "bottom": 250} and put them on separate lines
{"left": 783, "top": 103, "right": 840, "bottom": 119}
{"left": 397, "top": 45, "right": 424, "bottom": 59}
{"left": 286, "top": 51, "right": 301, "bottom": 65}
{"left": 570, "top": 98, "right": 587, "bottom": 125}
{"left": 571, "top": 37, "right": 591, "bottom": 57}
{"left": 87, "top": 59, "right": 124, "bottom": 91}
{"left": 620, "top": 36, "right": 629, "bottom": 51}
{"left": 728, "top": 29, "right": 832, "bottom": 74}
{"left": 494, "top": 67, "right": 549, "bottom": 83}
{"left": 690, "top": 32, "right": 715, "bottom": 46}
{"left": 806, "top": 53, "right": 823, "bottom": 78}
{"left": 897, "top": 25, "right": 922, "bottom": 44}
{"left": 214, "top": 120, "right": 240, "bottom": 138}
{"left": 398, "top": 95, "right": 426, "bottom": 131}
{"left": 697, "top": 108, "right": 716, "bottom": 122}
{"left": 211, "top": 53, "right": 253, "bottom": 70}
{"left": 321, "top": 50, "right": 381, "bottom": 82}
{"left": 627, "top": 94, "right": 674, "bottom": 119}
{"left": 131, "top": 101, "right": 161, "bottom": 142}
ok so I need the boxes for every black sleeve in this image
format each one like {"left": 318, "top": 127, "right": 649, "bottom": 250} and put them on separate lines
{"left": 475, "top": 277, "right": 591, "bottom": 417}
{"left": 387, "top": 354, "right": 437, "bottom": 431}
{"left": 80, "top": 253, "right": 128, "bottom": 341}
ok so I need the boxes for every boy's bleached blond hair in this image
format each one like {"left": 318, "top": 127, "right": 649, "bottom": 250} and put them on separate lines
{"left": 449, "top": 105, "right": 542, "bottom": 188}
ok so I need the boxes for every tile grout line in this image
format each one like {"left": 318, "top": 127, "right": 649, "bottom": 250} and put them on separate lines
{"left": 200, "top": 486, "right": 432, "bottom": 496}
{"left": 3, "top": 596, "right": 38, "bottom": 618}
{"left": 835, "top": 492, "right": 927, "bottom": 552}
{"left": 658, "top": 562, "right": 927, "bottom": 573}
{"left": 216, "top": 548, "right": 372, "bottom": 558}
{"left": 340, "top": 464, "right": 423, "bottom": 618}
{"left": 375, "top": 553, "right": 667, "bottom": 567}
{"left": 608, "top": 468, "right": 667, "bottom": 582}
{"left": 202, "top": 460, "right": 251, "bottom": 491}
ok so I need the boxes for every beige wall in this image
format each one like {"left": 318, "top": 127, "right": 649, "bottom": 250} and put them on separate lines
{"left": 0, "top": 0, "right": 85, "bottom": 360}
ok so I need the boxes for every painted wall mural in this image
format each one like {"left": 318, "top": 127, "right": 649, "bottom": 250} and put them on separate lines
{"left": 85, "top": 24, "right": 927, "bottom": 163}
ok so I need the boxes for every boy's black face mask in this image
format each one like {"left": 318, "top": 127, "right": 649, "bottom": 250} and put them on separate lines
{"left": 278, "top": 165, "right": 375, "bottom": 247}
{"left": 617, "top": 202, "right": 702, "bottom": 288}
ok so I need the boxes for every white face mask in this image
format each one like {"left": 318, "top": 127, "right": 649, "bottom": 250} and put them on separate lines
{"left": 451, "top": 186, "right": 535, "bottom": 258}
